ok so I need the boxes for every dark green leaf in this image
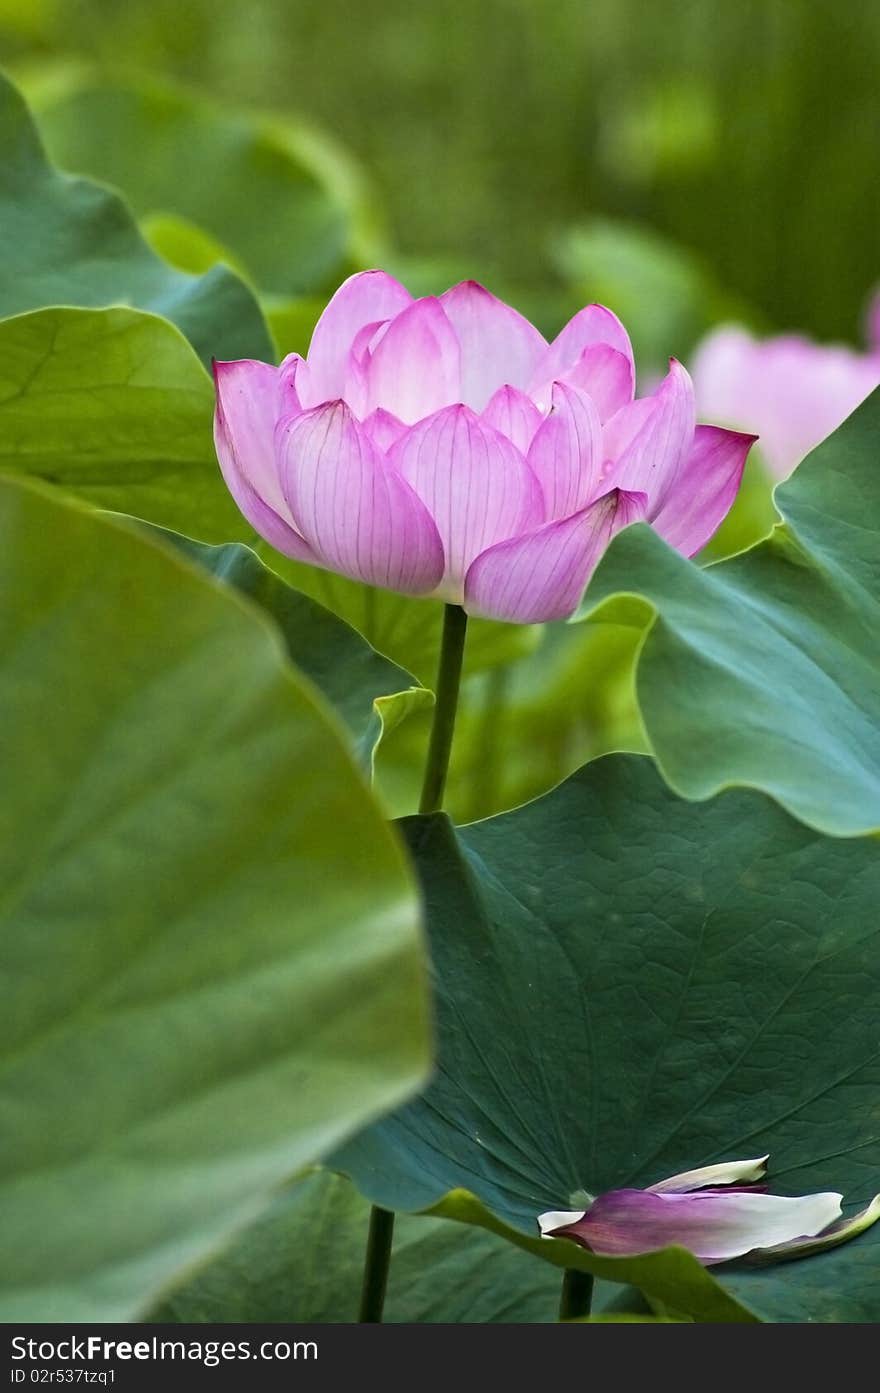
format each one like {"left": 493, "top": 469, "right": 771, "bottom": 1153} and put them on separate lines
{"left": 334, "top": 754, "right": 880, "bottom": 1321}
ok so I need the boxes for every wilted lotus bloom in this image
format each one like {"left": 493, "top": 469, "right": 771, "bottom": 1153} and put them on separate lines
{"left": 692, "top": 301, "right": 880, "bottom": 481}
{"left": 539, "top": 1156, "right": 880, "bottom": 1266}
{"left": 214, "top": 271, "right": 754, "bottom": 624}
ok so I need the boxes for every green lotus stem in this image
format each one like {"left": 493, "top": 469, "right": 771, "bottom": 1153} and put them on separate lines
{"left": 419, "top": 603, "right": 469, "bottom": 814}
{"left": 358, "top": 1205, "right": 396, "bottom": 1323}
{"left": 558, "top": 1267, "right": 594, "bottom": 1321}
{"left": 359, "top": 603, "right": 469, "bottom": 1322}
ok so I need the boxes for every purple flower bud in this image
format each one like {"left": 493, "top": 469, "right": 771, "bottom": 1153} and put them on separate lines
{"left": 539, "top": 1155, "right": 879, "bottom": 1266}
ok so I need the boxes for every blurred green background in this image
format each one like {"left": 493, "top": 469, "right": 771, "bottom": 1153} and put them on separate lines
{"left": 2, "top": 0, "right": 878, "bottom": 352}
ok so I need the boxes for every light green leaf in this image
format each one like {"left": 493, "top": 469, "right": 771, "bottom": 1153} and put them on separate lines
{"left": 137, "top": 525, "right": 432, "bottom": 768}
{"left": 333, "top": 755, "right": 880, "bottom": 1322}
{"left": 0, "top": 306, "right": 244, "bottom": 542}
{"left": 149, "top": 1169, "right": 562, "bottom": 1324}
{"left": 578, "top": 388, "right": 880, "bottom": 835}
{"left": 0, "top": 71, "right": 271, "bottom": 365}
{"left": 30, "top": 72, "right": 385, "bottom": 297}
{"left": 0, "top": 475, "right": 428, "bottom": 1322}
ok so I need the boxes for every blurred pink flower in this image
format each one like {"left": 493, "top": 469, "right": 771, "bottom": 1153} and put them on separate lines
{"left": 214, "top": 271, "right": 753, "bottom": 623}
{"left": 539, "top": 1155, "right": 880, "bottom": 1266}
{"left": 692, "top": 297, "right": 880, "bottom": 481}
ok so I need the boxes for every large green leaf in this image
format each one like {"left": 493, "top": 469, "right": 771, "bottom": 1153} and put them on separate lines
{"left": 0, "top": 71, "right": 271, "bottom": 364}
{"left": 30, "top": 71, "right": 384, "bottom": 298}
{"left": 0, "top": 306, "right": 247, "bottom": 542}
{"left": 138, "top": 525, "right": 432, "bottom": 768}
{"left": 0, "top": 476, "right": 428, "bottom": 1322}
{"left": 334, "top": 754, "right": 880, "bottom": 1322}
{"left": 579, "top": 388, "right": 880, "bottom": 836}
{"left": 149, "top": 1169, "right": 563, "bottom": 1323}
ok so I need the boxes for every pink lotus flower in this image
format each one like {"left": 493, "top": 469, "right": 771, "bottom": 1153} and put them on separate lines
{"left": 539, "top": 1155, "right": 880, "bottom": 1266}
{"left": 214, "top": 271, "right": 753, "bottom": 624}
{"left": 692, "top": 298, "right": 880, "bottom": 481}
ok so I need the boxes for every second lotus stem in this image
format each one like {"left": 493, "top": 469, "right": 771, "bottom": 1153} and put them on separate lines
{"left": 558, "top": 1267, "right": 594, "bottom": 1321}
{"left": 358, "top": 602, "right": 469, "bottom": 1322}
